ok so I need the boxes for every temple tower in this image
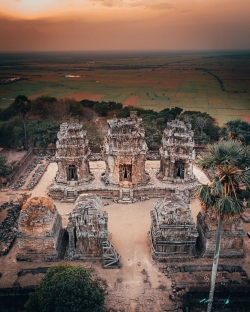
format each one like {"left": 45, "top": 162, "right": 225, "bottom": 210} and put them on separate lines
{"left": 55, "top": 120, "right": 92, "bottom": 185}
{"left": 158, "top": 120, "right": 195, "bottom": 183}
{"left": 102, "top": 111, "right": 149, "bottom": 187}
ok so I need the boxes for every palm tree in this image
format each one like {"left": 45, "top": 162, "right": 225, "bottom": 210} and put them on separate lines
{"left": 196, "top": 140, "right": 250, "bottom": 312}
{"left": 225, "top": 119, "right": 250, "bottom": 145}
{"left": 13, "top": 95, "right": 31, "bottom": 150}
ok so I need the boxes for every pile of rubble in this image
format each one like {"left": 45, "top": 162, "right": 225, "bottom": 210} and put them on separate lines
{"left": 90, "top": 153, "right": 103, "bottom": 161}
{"left": 159, "top": 265, "right": 187, "bottom": 303}
{"left": 0, "top": 201, "right": 12, "bottom": 213}
{"left": 0, "top": 202, "right": 22, "bottom": 256}
{"left": 13, "top": 157, "right": 44, "bottom": 189}
{"left": 27, "top": 163, "right": 49, "bottom": 190}
{"left": 146, "top": 152, "right": 160, "bottom": 160}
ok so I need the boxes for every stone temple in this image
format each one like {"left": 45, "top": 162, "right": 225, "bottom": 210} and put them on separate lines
{"left": 102, "top": 111, "right": 149, "bottom": 188}
{"left": 49, "top": 120, "right": 93, "bottom": 200}
{"left": 150, "top": 193, "right": 198, "bottom": 260}
{"left": 17, "top": 196, "right": 64, "bottom": 261}
{"left": 196, "top": 210, "right": 244, "bottom": 257}
{"left": 157, "top": 120, "right": 195, "bottom": 183}
{"left": 55, "top": 121, "right": 92, "bottom": 184}
{"left": 66, "top": 194, "right": 120, "bottom": 268}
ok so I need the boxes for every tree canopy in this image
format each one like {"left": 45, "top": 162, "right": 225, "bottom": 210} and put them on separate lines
{"left": 25, "top": 264, "right": 106, "bottom": 312}
{"left": 0, "top": 155, "right": 12, "bottom": 177}
{"left": 221, "top": 119, "right": 250, "bottom": 145}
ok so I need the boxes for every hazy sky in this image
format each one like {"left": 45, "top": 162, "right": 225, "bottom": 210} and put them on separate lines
{"left": 0, "top": 0, "right": 250, "bottom": 51}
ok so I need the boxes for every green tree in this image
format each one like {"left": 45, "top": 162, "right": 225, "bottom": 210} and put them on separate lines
{"left": 27, "top": 120, "right": 60, "bottom": 147}
{"left": 25, "top": 264, "right": 105, "bottom": 312}
{"left": 13, "top": 95, "right": 31, "bottom": 150}
{"left": 30, "top": 95, "right": 57, "bottom": 119}
{"left": 196, "top": 140, "right": 250, "bottom": 312}
{"left": 0, "top": 155, "right": 12, "bottom": 177}
{"left": 180, "top": 111, "right": 220, "bottom": 144}
{"left": 221, "top": 119, "right": 250, "bottom": 145}
{"left": 0, "top": 116, "right": 23, "bottom": 148}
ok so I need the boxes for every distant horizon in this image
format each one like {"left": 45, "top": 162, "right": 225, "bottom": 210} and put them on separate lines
{"left": 1, "top": 49, "right": 250, "bottom": 54}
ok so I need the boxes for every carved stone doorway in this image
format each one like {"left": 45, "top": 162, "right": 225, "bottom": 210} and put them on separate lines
{"left": 174, "top": 161, "right": 184, "bottom": 179}
{"left": 67, "top": 165, "right": 78, "bottom": 181}
{"left": 119, "top": 164, "right": 132, "bottom": 182}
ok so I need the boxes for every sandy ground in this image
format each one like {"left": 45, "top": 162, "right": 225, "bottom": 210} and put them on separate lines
{"left": 1, "top": 149, "right": 27, "bottom": 165}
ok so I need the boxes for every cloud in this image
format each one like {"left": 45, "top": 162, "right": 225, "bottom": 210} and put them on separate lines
{"left": 150, "top": 3, "right": 174, "bottom": 10}
{"left": 89, "top": 0, "right": 122, "bottom": 7}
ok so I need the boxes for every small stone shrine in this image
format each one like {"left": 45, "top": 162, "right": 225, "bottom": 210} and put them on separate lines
{"left": 66, "top": 194, "right": 120, "bottom": 267}
{"left": 158, "top": 120, "right": 195, "bottom": 183}
{"left": 197, "top": 210, "right": 244, "bottom": 257}
{"left": 17, "top": 197, "right": 63, "bottom": 261}
{"left": 102, "top": 111, "right": 149, "bottom": 187}
{"left": 55, "top": 120, "right": 93, "bottom": 185}
{"left": 150, "top": 194, "right": 198, "bottom": 260}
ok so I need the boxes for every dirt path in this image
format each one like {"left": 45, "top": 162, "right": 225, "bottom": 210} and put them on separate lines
{"left": 105, "top": 199, "right": 161, "bottom": 288}
{"left": 30, "top": 162, "right": 57, "bottom": 197}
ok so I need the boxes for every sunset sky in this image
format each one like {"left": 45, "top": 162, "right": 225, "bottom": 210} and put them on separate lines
{"left": 0, "top": 0, "right": 250, "bottom": 51}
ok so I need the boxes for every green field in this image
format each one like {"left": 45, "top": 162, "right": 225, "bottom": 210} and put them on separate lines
{"left": 0, "top": 51, "right": 250, "bottom": 124}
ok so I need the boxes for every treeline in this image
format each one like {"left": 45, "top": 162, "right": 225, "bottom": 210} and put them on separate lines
{"left": 0, "top": 96, "right": 123, "bottom": 151}
{"left": 0, "top": 95, "right": 249, "bottom": 154}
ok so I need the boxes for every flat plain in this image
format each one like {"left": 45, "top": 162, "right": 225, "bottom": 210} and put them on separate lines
{"left": 0, "top": 51, "right": 250, "bottom": 124}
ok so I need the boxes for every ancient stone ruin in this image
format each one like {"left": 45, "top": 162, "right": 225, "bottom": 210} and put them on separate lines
{"left": 102, "top": 111, "right": 149, "bottom": 189}
{"left": 17, "top": 196, "right": 64, "bottom": 261}
{"left": 150, "top": 193, "right": 198, "bottom": 260}
{"left": 157, "top": 119, "right": 195, "bottom": 183}
{"left": 49, "top": 120, "right": 94, "bottom": 200}
{"left": 55, "top": 120, "right": 93, "bottom": 185}
{"left": 66, "top": 194, "right": 120, "bottom": 268}
{"left": 196, "top": 210, "right": 244, "bottom": 257}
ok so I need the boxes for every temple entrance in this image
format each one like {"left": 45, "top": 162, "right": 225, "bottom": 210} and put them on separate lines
{"left": 67, "top": 165, "right": 78, "bottom": 181}
{"left": 119, "top": 164, "right": 132, "bottom": 182}
{"left": 174, "top": 161, "right": 185, "bottom": 179}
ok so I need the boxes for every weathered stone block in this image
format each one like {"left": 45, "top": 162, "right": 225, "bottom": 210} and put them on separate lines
{"left": 17, "top": 196, "right": 63, "bottom": 261}
{"left": 150, "top": 194, "right": 198, "bottom": 260}
{"left": 66, "top": 194, "right": 109, "bottom": 260}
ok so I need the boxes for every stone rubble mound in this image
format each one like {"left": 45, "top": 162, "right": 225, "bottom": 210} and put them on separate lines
{"left": 0, "top": 202, "right": 21, "bottom": 256}
{"left": 27, "top": 163, "right": 49, "bottom": 190}
{"left": 13, "top": 156, "right": 43, "bottom": 189}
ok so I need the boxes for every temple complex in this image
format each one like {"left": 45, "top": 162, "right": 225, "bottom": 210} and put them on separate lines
{"left": 197, "top": 210, "right": 244, "bottom": 257}
{"left": 102, "top": 111, "right": 149, "bottom": 188}
{"left": 157, "top": 120, "right": 195, "bottom": 183}
{"left": 150, "top": 193, "right": 198, "bottom": 260}
{"left": 66, "top": 194, "right": 120, "bottom": 267}
{"left": 16, "top": 196, "right": 64, "bottom": 261}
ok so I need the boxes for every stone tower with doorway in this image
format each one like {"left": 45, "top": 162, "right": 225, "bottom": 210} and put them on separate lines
{"left": 157, "top": 119, "right": 195, "bottom": 183}
{"left": 102, "top": 111, "right": 149, "bottom": 188}
{"left": 55, "top": 120, "right": 93, "bottom": 185}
